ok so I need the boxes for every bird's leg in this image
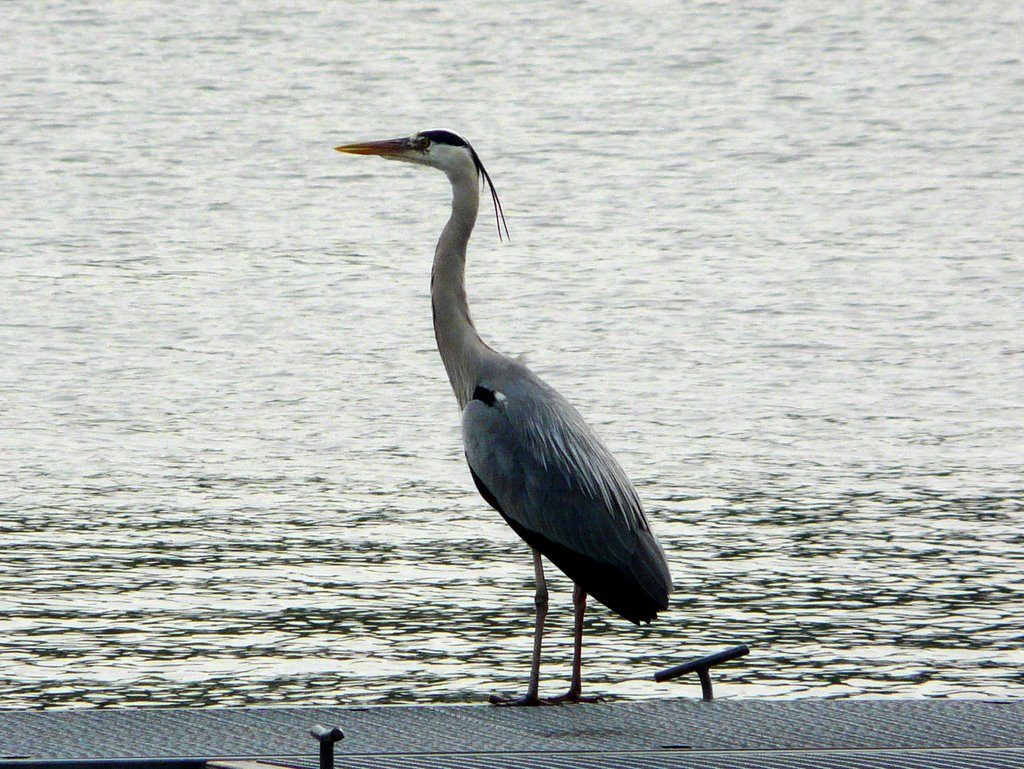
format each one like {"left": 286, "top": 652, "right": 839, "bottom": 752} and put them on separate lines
{"left": 546, "top": 584, "right": 604, "bottom": 704}
{"left": 490, "top": 550, "right": 549, "bottom": 706}
{"left": 568, "top": 583, "right": 586, "bottom": 697}
{"left": 527, "top": 550, "right": 549, "bottom": 698}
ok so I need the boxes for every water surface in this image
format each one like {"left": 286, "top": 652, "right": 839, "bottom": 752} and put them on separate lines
{"left": 1, "top": 1, "right": 1022, "bottom": 708}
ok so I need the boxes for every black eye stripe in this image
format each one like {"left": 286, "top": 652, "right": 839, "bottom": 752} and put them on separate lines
{"left": 420, "top": 129, "right": 468, "bottom": 147}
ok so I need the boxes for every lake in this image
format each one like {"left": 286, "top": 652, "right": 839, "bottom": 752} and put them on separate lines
{"left": 1, "top": 1, "right": 1021, "bottom": 708}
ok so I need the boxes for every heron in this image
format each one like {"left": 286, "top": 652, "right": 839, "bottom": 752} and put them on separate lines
{"left": 335, "top": 130, "right": 672, "bottom": 705}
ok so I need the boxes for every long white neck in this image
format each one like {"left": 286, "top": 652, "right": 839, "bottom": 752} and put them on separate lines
{"left": 431, "top": 166, "right": 489, "bottom": 410}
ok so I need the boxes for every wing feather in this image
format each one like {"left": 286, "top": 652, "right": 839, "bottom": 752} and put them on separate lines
{"left": 462, "top": 366, "right": 671, "bottom": 620}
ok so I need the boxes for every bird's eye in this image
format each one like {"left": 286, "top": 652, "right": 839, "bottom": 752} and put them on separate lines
{"left": 413, "top": 136, "right": 430, "bottom": 151}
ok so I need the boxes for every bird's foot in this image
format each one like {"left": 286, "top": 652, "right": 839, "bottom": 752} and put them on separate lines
{"left": 489, "top": 692, "right": 549, "bottom": 707}
{"left": 489, "top": 691, "right": 606, "bottom": 706}
{"left": 543, "top": 689, "right": 606, "bottom": 705}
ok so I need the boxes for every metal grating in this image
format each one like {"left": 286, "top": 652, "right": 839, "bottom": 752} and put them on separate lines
{"left": 263, "top": 749, "right": 1024, "bottom": 769}
{"left": 1, "top": 699, "right": 1022, "bottom": 769}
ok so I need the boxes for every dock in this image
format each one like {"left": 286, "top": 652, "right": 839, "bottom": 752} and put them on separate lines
{"left": 2, "top": 698, "right": 1022, "bottom": 769}
{"left": 2, "top": 700, "right": 1024, "bottom": 769}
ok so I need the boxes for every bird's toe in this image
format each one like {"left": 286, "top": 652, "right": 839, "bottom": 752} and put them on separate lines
{"left": 488, "top": 692, "right": 549, "bottom": 707}
{"left": 544, "top": 690, "right": 607, "bottom": 705}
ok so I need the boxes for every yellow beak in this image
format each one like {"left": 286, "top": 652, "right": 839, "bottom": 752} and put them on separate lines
{"left": 334, "top": 138, "right": 412, "bottom": 157}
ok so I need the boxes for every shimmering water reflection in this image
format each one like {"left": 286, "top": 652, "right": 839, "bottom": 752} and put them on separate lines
{"left": 1, "top": 0, "right": 1022, "bottom": 708}
{"left": 2, "top": 479, "right": 1020, "bottom": 707}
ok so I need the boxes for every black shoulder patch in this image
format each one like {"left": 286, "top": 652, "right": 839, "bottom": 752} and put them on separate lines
{"left": 421, "top": 129, "right": 469, "bottom": 147}
{"left": 472, "top": 385, "right": 496, "bottom": 406}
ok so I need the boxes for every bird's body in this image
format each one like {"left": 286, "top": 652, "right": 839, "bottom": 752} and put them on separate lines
{"left": 336, "top": 130, "right": 672, "bottom": 704}
{"left": 463, "top": 360, "right": 671, "bottom": 624}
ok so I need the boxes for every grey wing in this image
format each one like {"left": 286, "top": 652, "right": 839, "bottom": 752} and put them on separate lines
{"left": 462, "top": 371, "right": 672, "bottom": 623}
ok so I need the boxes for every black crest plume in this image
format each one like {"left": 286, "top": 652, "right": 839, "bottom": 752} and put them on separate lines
{"left": 421, "top": 130, "right": 510, "bottom": 242}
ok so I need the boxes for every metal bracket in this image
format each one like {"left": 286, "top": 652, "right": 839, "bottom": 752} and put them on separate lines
{"left": 310, "top": 725, "right": 345, "bottom": 769}
{"left": 654, "top": 644, "right": 750, "bottom": 701}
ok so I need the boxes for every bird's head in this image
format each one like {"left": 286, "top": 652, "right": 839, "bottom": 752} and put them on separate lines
{"left": 336, "top": 129, "right": 474, "bottom": 174}
{"left": 335, "top": 129, "right": 509, "bottom": 240}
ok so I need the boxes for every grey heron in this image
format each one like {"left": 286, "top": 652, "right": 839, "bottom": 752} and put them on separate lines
{"left": 335, "top": 130, "right": 672, "bottom": 705}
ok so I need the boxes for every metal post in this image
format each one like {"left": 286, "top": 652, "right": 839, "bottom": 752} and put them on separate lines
{"left": 310, "top": 725, "right": 345, "bottom": 769}
{"left": 654, "top": 644, "right": 750, "bottom": 701}
{"left": 697, "top": 667, "right": 714, "bottom": 701}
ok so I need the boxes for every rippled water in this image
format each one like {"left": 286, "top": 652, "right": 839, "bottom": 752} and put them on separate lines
{"left": 1, "top": 2, "right": 1022, "bottom": 709}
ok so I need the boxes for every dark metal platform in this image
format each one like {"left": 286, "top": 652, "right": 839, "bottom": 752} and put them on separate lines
{"left": 1, "top": 699, "right": 1022, "bottom": 769}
